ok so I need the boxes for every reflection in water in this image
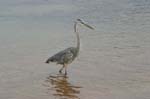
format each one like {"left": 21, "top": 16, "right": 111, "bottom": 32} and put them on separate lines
{"left": 44, "top": 74, "right": 82, "bottom": 99}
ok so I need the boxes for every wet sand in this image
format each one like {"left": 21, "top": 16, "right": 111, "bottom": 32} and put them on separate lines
{"left": 0, "top": 0, "right": 150, "bottom": 99}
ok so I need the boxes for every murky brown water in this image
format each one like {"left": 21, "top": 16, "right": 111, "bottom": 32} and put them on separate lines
{"left": 0, "top": 0, "right": 150, "bottom": 99}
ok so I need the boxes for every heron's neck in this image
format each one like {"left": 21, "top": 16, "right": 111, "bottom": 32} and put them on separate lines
{"left": 74, "top": 22, "right": 80, "bottom": 52}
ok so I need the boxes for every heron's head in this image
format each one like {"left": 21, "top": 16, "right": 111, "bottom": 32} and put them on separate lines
{"left": 76, "top": 19, "right": 94, "bottom": 30}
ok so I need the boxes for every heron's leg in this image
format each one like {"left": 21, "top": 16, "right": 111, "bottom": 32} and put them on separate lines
{"left": 59, "top": 65, "right": 65, "bottom": 73}
{"left": 64, "top": 64, "right": 67, "bottom": 75}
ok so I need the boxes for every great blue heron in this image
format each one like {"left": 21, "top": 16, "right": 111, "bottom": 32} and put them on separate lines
{"left": 45, "top": 19, "right": 94, "bottom": 75}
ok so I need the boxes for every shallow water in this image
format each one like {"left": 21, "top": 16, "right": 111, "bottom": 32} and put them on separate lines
{"left": 0, "top": 0, "right": 150, "bottom": 99}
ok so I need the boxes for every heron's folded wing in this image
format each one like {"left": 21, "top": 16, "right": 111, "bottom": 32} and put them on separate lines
{"left": 61, "top": 50, "right": 74, "bottom": 63}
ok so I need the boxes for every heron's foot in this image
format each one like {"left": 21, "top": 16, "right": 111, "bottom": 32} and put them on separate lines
{"left": 65, "top": 71, "right": 67, "bottom": 76}
{"left": 64, "top": 73, "right": 68, "bottom": 78}
{"left": 64, "top": 75, "right": 68, "bottom": 78}
{"left": 59, "top": 70, "right": 62, "bottom": 74}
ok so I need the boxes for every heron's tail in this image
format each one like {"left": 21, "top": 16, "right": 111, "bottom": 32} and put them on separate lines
{"left": 45, "top": 59, "right": 50, "bottom": 63}
{"left": 45, "top": 58, "right": 52, "bottom": 63}
{"left": 45, "top": 57, "right": 56, "bottom": 64}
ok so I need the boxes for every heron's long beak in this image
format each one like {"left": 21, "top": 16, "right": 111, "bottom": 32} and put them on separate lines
{"left": 81, "top": 22, "right": 94, "bottom": 30}
{"left": 80, "top": 20, "right": 94, "bottom": 30}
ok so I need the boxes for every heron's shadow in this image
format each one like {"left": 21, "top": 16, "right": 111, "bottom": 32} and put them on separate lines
{"left": 44, "top": 73, "right": 82, "bottom": 99}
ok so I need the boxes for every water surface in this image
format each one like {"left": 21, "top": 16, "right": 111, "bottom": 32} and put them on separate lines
{"left": 0, "top": 0, "right": 150, "bottom": 99}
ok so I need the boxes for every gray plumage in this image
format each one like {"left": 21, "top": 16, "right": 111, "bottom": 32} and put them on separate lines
{"left": 45, "top": 19, "right": 94, "bottom": 75}
{"left": 46, "top": 47, "right": 78, "bottom": 64}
